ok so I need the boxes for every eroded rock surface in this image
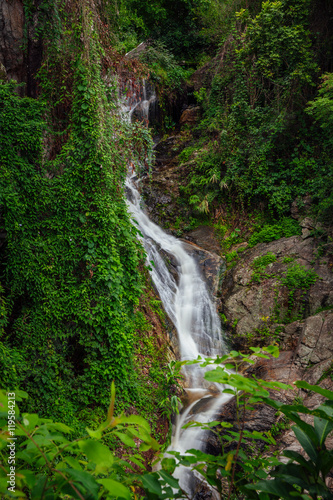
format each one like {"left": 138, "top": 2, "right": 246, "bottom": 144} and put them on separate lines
{"left": 0, "top": 0, "right": 24, "bottom": 83}
{"left": 220, "top": 236, "right": 333, "bottom": 343}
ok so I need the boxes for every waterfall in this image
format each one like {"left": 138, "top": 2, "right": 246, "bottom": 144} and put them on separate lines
{"left": 123, "top": 81, "right": 231, "bottom": 497}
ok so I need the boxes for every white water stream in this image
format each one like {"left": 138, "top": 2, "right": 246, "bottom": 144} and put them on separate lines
{"left": 122, "top": 83, "right": 231, "bottom": 497}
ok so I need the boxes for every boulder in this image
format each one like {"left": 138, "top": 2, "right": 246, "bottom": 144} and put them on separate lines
{"left": 179, "top": 106, "right": 201, "bottom": 127}
{"left": 0, "top": 0, "right": 24, "bottom": 83}
{"left": 220, "top": 236, "right": 333, "bottom": 342}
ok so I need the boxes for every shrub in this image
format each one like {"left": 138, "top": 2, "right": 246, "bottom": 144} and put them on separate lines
{"left": 251, "top": 252, "right": 277, "bottom": 270}
{"left": 280, "top": 263, "right": 318, "bottom": 290}
{"left": 248, "top": 218, "right": 301, "bottom": 247}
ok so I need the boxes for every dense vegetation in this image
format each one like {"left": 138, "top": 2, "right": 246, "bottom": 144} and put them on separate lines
{"left": 177, "top": 0, "right": 333, "bottom": 226}
{"left": 0, "top": 0, "right": 160, "bottom": 427}
{"left": 0, "top": 0, "right": 333, "bottom": 498}
{"left": 2, "top": 348, "right": 333, "bottom": 499}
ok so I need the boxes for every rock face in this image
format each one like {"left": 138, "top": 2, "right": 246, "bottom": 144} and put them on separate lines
{"left": 142, "top": 135, "right": 193, "bottom": 227}
{"left": 220, "top": 236, "right": 333, "bottom": 344}
{"left": 184, "top": 226, "right": 221, "bottom": 255}
{"left": 0, "top": 0, "right": 25, "bottom": 83}
{"left": 0, "top": 0, "right": 43, "bottom": 96}
{"left": 182, "top": 241, "right": 223, "bottom": 297}
{"left": 199, "top": 233, "right": 333, "bottom": 466}
{"left": 284, "top": 310, "right": 333, "bottom": 381}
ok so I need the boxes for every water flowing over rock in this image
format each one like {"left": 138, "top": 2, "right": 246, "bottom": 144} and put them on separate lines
{"left": 122, "top": 94, "right": 230, "bottom": 496}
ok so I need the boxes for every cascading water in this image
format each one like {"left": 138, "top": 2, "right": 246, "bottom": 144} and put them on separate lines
{"left": 123, "top": 82, "right": 231, "bottom": 497}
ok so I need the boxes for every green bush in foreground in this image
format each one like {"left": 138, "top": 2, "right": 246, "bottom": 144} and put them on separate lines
{"left": 1, "top": 347, "right": 333, "bottom": 499}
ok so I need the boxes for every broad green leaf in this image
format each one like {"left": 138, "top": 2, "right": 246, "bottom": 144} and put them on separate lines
{"left": 114, "top": 431, "right": 136, "bottom": 448}
{"left": 308, "top": 482, "right": 332, "bottom": 499}
{"left": 15, "top": 390, "right": 29, "bottom": 400}
{"left": 142, "top": 473, "right": 162, "bottom": 496}
{"left": 128, "top": 456, "right": 145, "bottom": 470}
{"left": 314, "top": 414, "right": 333, "bottom": 446}
{"left": 295, "top": 381, "right": 333, "bottom": 400}
{"left": 15, "top": 469, "right": 36, "bottom": 489}
{"left": 288, "top": 414, "right": 319, "bottom": 444}
{"left": 47, "top": 422, "right": 72, "bottom": 434}
{"left": 258, "top": 493, "right": 270, "bottom": 500}
{"left": 120, "top": 414, "right": 151, "bottom": 433}
{"left": 22, "top": 413, "right": 39, "bottom": 430}
{"left": 292, "top": 425, "right": 318, "bottom": 462}
{"left": 230, "top": 351, "right": 240, "bottom": 357}
{"left": 78, "top": 439, "right": 114, "bottom": 467}
{"left": 161, "top": 457, "right": 177, "bottom": 474}
{"left": 86, "top": 427, "right": 102, "bottom": 439}
{"left": 31, "top": 476, "right": 48, "bottom": 500}
{"left": 65, "top": 456, "right": 83, "bottom": 470}
{"left": 271, "top": 473, "right": 307, "bottom": 489}
{"left": 283, "top": 450, "right": 312, "bottom": 470}
{"left": 246, "top": 479, "right": 297, "bottom": 499}
{"left": 276, "top": 403, "right": 333, "bottom": 423}
{"left": 63, "top": 469, "right": 100, "bottom": 497}
{"left": 158, "top": 470, "right": 180, "bottom": 489}
{"left": 223, "top": 388, "right": 236, "bottom": 395}
{"left": 98, "top": 479, "right": 131, "bottom": 500}
{"left": 316, "top": 449, "right": 333, "bottom": 477}
{"left": 264, "top": 345, "right": 280, "bottom": 357}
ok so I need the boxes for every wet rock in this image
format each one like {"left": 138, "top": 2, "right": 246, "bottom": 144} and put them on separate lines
{"left": 165, "top": 316, "right": 180, "bottom": 360}
{"left": 301, "top": 227, "right": 311, "bottom": 239}
{"left": 185, "top": 226, "right": 221, "bottom": 255}
{"left": 0, "top": 0, "right": 43, "bottom": 96}
{"left": 158, "top": 239, "right": 222, "bottom": 297}
{"left": 182, "top": 241, "right": 223, "bottom": 296}
{"left": 300, "top": 217, "right": 315, "bottom": 229}
{"left": 294, "top": 311, "right": 333, "bottom": 374}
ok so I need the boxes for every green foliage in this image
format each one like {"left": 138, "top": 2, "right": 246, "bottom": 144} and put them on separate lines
{"left": 252, "top": 252, "right": 277, "bottom": 270}
{"left": 248, "top": 381, "right": 333, "bottom": 500}
{"left": 305, "top": 73, "right": 333, "bottom": 224}
{"left": 2, "top": 350, "right": 333, "bottom": 500}
{"left": 149, "top": 346, "right": 288, "bottom": 499}
{"left": 156, "top": 349, "right": 333, "bottom": 499}
{"left": 129, "top": 0, "right": 211, "bottom": 60}
{"left": 282, "top": 256, "right": 295, "bottom": 264}
{"left": 250, "top": 252, "right": 277, "bottom": 283}
{"left": 280, "top": 263, "right": 318, "bottom": 290}
{"left": 0, "top": 385, "right": 159, "bottom": 499}
{"left": 306, "top": 73, "right": 333, "bottom": 138}
{"left": 0, "top": 3, "right": 154, "bottom": 422}
{"left": 178, "top": 146, "right": 196, "bottom": 164}
{"left": 225, "top": 250, "right": 238, "bottom": 263}
{"left": 180, "top": 0, "right": 333, "bottom": 225}
{"left": 248, "top": 219, "right": 301, "bottom": 247}
{"left": 276, "top": 263, "right": 319, "bottom": 322}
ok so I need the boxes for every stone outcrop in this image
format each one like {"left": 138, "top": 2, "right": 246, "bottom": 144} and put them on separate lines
{"left": 220, "top": 236, "right": 333, "bottom": 343}
{"left": 0, "top": 0, "right": 25, "bottom": 83}
{"left": 0, "top": 0, "right": 43, "bottom": 96}
{"left": 142, "top": 135, "right": 193, "bottom": 227}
